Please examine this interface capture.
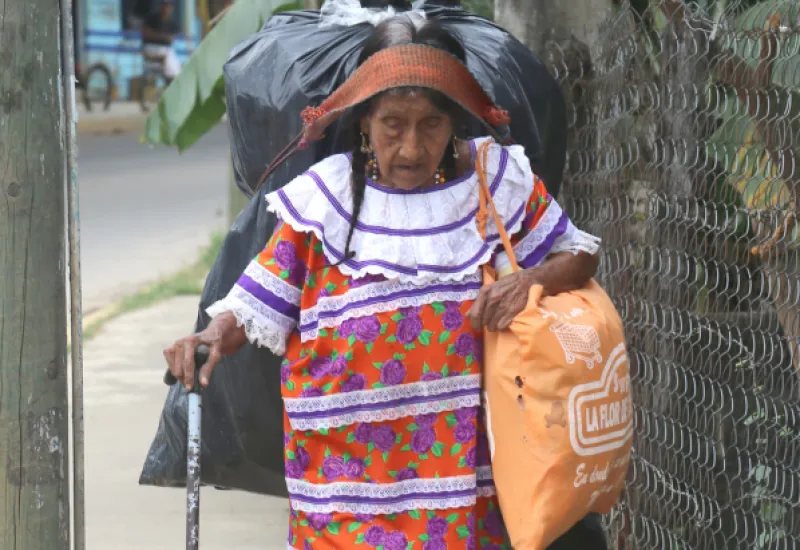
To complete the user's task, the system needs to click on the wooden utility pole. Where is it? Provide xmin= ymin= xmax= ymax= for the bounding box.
xmin=0 ymin=0 xmax=72 ymax=547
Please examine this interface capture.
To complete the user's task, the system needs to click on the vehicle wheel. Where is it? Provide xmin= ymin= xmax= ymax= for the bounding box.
xmin=82 ymin=63 xmax=115 ymax=112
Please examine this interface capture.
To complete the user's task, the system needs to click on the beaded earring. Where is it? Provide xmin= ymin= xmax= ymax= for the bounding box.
xmin=434 ymin=136 xmax=458 ymax=184
xmin=361 ymin=132 xmax=379 ymax=180
xmin=367 ymin=152 xmax=379 ymax=180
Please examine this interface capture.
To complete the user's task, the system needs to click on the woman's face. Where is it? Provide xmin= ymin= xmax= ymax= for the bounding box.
xmin=361 ymin=90 xmax=454 ymax=191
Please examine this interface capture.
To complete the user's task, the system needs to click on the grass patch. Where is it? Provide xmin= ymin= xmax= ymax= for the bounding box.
xmin=82 ymin=232 xmax=224 ymax=341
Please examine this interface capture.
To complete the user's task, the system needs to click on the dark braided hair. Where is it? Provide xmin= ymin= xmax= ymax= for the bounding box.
xmin=335 ymin=17 xmax=469 ymax=266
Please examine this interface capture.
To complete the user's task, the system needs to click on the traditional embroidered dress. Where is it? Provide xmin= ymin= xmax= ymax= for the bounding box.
xmin=208 ymin=138 xmax=600 ymax=549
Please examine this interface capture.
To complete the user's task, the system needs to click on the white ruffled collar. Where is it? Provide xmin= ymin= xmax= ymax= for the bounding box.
xmin=266 ymin=137 xmax=534 ymax=283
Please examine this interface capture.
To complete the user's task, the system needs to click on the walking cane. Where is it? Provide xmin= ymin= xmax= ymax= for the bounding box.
xmin=164 ymin=344 xmax=209 ymax=550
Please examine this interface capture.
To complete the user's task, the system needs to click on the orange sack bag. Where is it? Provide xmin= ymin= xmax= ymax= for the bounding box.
xmin=475 ymin=143 xmax=632 ymax=549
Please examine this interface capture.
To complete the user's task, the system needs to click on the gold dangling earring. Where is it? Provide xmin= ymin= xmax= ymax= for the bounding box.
xmin=367 ymin=152 xmax=379 ymax=181
xmin=362 ymin=132 xmax=379 ymax=180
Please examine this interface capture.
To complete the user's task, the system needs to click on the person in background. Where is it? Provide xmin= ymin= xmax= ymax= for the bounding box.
xmin=141 ymin=0 xmax=182 ymax=83
xmin=129 ymin=0 xmax=154 ymax=29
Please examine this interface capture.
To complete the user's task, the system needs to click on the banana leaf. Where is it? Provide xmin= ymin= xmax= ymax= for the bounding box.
xmin=718 ymin=0 xmax=800 ymax=89
xmin=143 ymin=0 xmax=302 ymax=151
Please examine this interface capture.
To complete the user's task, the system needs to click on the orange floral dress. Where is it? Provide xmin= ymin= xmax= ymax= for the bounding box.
xmin=207 ymin=138 xmax=600 ymax=549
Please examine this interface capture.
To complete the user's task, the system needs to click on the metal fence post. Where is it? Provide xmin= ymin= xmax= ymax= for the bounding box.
xmin=60 ymin=0 xmax=86 ymax=547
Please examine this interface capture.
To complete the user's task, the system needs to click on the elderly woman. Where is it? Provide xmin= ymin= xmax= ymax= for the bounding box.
xmin=165 ymin=17 xmax=600 ymax=549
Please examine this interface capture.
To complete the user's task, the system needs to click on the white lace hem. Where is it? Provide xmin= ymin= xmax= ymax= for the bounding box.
xmin=514 ymin=199 xmax=566 ymax=263
xmin=287 ymin=393 xmax=481 ymax=431
xmin=206 ymin=290 xmax=294 ymax=356
xmin=476 ymin=466 xmax=496 ymax=497
xmin=289 ymin=494 xmax=477 ymax=515
xmin=551 ymin=224 xmax=602 ymax=256
xmin=476 ymin=465 xmax=493 ymax=481
xmin=299 ymin=276 xmax=481 ymax=342
xmin=287 ymin=475 xmax=478 ymax=514
xmin=284 ymin=374 xmax=481 ymax=413
xmin=243 ymin=261 xmax=301 ymax=304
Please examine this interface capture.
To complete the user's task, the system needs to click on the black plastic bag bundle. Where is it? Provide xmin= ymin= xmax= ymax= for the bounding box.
xmin=139 ymin=2 xmax=567 ymax=496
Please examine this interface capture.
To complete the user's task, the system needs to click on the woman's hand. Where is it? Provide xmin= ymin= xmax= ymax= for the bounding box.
xmin=467 ymin=251 xmax=599 ymax=332
xmin=467 ymin=269 xmax=538 ymax=332
xmin=163 ymin=311 xmax=247 ymax=391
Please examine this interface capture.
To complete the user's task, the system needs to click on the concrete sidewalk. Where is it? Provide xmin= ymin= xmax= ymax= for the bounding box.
xmin=84 ymin=296 xmax=288 ymax=549
xmin=77 ymin=102 xmax=147 ymax=137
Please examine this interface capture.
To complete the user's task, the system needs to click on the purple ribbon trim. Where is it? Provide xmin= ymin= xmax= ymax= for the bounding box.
xmin=287 ymin=387 xmax=480 ymax=421
xmin=297 ymin=281 xmax=481 ymax=333
xmin=303 ymin=147 xmax=508 ymax=237
xmin=277 ymin=190 xmax=495 ymax=276
xmin=309 ymin=169 xmax=478 ymax=236
xmin=518 ymin=211 xmax=570 ymax=269
xmin=288 ymin=488 xmax=477 ymax=506
xmin=520 ymin=193 xmax=554 ymax=230
xmin=273 ymin=146 xmax=523 ymax=277
xmin=236 ymin=274 xmax=300 ymax=319
xmin=485 ymin=202 xmax=526 ymax=242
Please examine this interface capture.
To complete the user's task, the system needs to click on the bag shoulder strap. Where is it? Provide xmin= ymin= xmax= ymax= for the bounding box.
xmin=475 ymin=141 xmax=520 ymax=273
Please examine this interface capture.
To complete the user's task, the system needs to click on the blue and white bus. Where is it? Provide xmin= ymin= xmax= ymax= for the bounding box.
xmin=76 ymin=0 xmax=201 ymax=102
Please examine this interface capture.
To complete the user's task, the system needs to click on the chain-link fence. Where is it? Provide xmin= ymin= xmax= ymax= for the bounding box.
xmin=548 ymin=1 xmax=800 ymax=548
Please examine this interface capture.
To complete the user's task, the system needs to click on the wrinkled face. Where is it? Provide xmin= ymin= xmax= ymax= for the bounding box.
xmin=361 ymin=90 xmax=454 ymax=191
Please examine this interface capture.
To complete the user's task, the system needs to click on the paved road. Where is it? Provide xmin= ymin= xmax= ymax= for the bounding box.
xmin=78 ymin=126 xmax=230 ymax=312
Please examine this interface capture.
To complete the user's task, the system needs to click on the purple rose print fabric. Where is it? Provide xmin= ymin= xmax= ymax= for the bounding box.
xmin=341 ymin=373 xmax=367 ymax=392
xmin=455 ymin=333 xmax=476 ymax=357
xmin=442 ymin=303 xmax=464 ymax=331
xmin=250 ymin=216 xmax=518 ymax=548
xmin=308 ymin=356 xmax=332 ymax=380
xmin=411 ymin=427 xmax=436 ymax=454
xmin=372 ymin=425 xmax=396 ymax=452
xmin=380 ymin=359 xmax=407 ymax=385
xmin=356 ymin=316 xmax=381 ymax=343
xmin=273 ymin=240 xmax=297 ymax=270
xmin=396 ymin=315 xmax=424 ymax=344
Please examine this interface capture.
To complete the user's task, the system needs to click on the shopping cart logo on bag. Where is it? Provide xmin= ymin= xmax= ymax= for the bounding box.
xmin=567 ymin=343 xmax=633 ymax=456
xmin=549 ymin=317 xmax=603 ymax=370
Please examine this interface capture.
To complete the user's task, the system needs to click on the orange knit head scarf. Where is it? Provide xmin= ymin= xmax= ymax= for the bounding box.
xmin=257 ymin=44 xmax=512 ymax=189
xmin=301 ymin=44 xmax=512 ymax=145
